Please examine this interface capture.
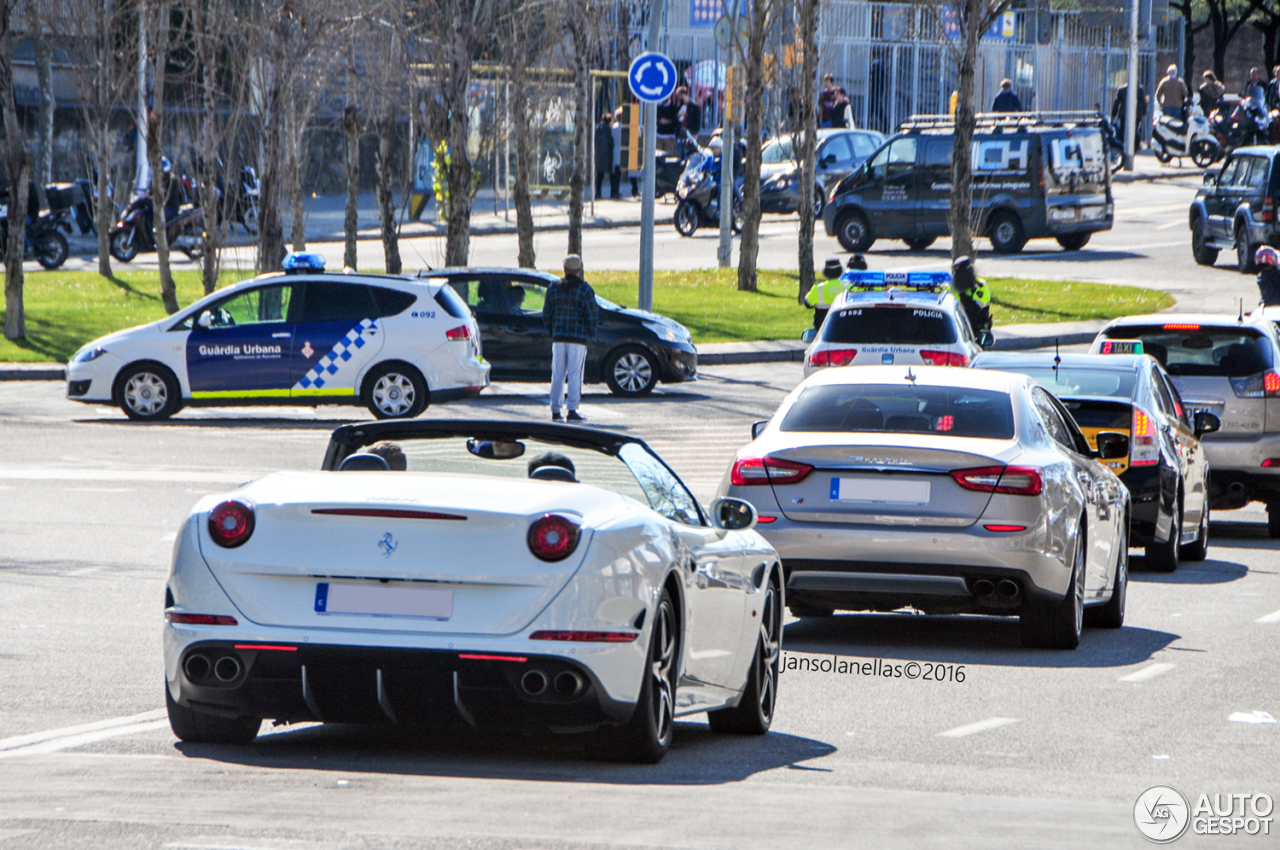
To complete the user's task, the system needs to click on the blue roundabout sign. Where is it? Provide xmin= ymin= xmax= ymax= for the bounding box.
xmin=628 ymin=52 xmax=678 ymax=103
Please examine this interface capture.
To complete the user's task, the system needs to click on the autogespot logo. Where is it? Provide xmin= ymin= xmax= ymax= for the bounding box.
xmin=1135 ymin=785 xmax=1191 ymax=843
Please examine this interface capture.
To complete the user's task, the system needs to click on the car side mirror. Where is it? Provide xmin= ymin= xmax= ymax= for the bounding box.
xmin=1204 ymin=170 xmax=1219 ymax=185
xmin=1194 ymin=411 xmax=1221 ymax=436
xmin=801 ymin=328 xmax=817 ymax=343
xmin=197 ymin=310 xmax=213 ymax=329
xmin=709 ymin=497 xmax=757 ymax=531
xmin=1095 ymin=431 xmax=1131 ymax=460
xmin=977 ymin=329 xmax=995 ymax=349
xmin=751 ymin=420 xmax=768 ymax=439
xmin=819 ymin=154 xmax=837 ymax=167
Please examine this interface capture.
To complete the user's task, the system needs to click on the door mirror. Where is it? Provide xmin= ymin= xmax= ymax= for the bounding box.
xmin=197 ymin=310 xmax=213 ymax=329
xmin=977 ymin=329 xmax=995 ymax=349
xmin=801 ymin=328 xmax=817 ymax=343
xmin=751 ymin=420 xmax=768 ymax=439
xmin=1194 ymin=411 xmax=1221 ymax=436
xmin=819 ymin=154 xmax=837 ymax=168
xmin=1204 ymin=169 xmax=1219 ymax=185
xmin=1095 ymin=431 xmax=1131 ymax=460
xmin=709 ymin=497 xmax=757 ymax=531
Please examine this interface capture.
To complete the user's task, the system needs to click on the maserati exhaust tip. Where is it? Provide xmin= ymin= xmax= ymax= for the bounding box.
xmin=1228 ymin=481 xmax=1247 ymax=498
xmin=521 ymin=669 xmax=548 ymax=696
xmin=184 ymin=654 xmax=211 ymax=681
xmin=973 ymin=579 xmax=996 ymax=598
xmin=213 ymin=655 xmax=242 ymax=682
xmin=996 ymin=579 xmax=1021 ymax=599
xmin=554 ymin=670 xmax=585 ymax=697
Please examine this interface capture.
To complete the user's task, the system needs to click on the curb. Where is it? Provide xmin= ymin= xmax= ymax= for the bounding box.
xmin=1110 ymin=170 xmax=1200 ymax=184
xmin=698 ymin=348 xmax=806 ymax=366
xmin=0 ymin=364 xmax=65 ymax=381
xmin=988 ymin=331 xmax=1098 ymax=351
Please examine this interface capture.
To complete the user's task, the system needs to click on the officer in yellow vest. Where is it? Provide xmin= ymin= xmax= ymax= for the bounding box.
xmin=952 ymin=255 xmax=992 ymax=334
xmin=805 ymin=255 xmax=868 ymax=329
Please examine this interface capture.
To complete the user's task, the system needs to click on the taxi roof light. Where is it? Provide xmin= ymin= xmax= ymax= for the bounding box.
xmin=1100 ymin=339 xmax=1144 ymax=355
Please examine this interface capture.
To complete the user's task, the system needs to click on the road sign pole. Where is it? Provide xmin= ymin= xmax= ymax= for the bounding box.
xmin=637 ymin=0 xmax=666 ymax=314
xmin=717 ymin=122 xmax=734 ymax=268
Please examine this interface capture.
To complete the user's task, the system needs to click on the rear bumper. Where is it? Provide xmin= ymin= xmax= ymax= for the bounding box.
xmin=1201 ymin=434 xmax=1280 ymax=506
xmin=432 ymin=384 xmax=487 ymax=404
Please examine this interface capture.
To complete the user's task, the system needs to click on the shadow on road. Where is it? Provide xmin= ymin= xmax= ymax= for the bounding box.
xmin=174 ymin=720 xmax=835 ymax=784
xmin=74 ymin=416 xmax=360 ymax=430
xmin=1129 ymin=553 xmax=1252 ymax=584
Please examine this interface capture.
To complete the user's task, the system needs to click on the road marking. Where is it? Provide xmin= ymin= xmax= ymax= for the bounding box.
xmin=938 ymin=717 xmax=1020 ymax=738
xmin=0 ymin=719 xmax=168 ymax=759
xmin=1229 ymin=710 xmax=1276 ymax=724
xmin=65 ymin=487 xmax=137 ymax=493
xmin=1155 ymin=219 xmax=1185 ymax=230
xmin=1256 ymin=607 xmax=1280 ymax=623
xmin=164 ymin=839 xmax=341 ymax=850
xmin=60 ymin=566 xmax=103 ymax=578
xmin=160 ymin=532 xmax=177 ymax=543
xmin=0 ymin=467 xmax=257 ymax=484
xmin=0 ymin=709 xmax=165 ymax=751
xmin=1120 ymin=662 xmax=1175 ymax=683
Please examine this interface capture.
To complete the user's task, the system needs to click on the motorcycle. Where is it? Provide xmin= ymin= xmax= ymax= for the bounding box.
xmin=233 ymin=165 xmax=259 ymax=235
xmin=108 ymin=190 xmax=205 ymax=262
xmin=1151 ymin=105 xmax=1221 ymax=167
xmin=1098 ymin=113 xmax=1125 ymax=172
xmin=0 ymin=201 xmax=70 ymax=270
xmin=673 ymin=147 xmax=744 ymax=237
xmin=1210 ymin=97 xmax=1271 ymax=155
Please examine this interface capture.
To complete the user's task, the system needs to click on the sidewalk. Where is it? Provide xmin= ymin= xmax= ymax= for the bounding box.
xmin=1109 ymin=149 xmax=1207 ymax=185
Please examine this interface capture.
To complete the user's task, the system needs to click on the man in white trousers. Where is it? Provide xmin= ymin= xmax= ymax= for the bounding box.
xmin=543 ymin=254 xmax=599 ymax=422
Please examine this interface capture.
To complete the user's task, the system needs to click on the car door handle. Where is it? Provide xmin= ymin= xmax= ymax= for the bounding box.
xmin=271 ymin=332 xmax=290 ymax=338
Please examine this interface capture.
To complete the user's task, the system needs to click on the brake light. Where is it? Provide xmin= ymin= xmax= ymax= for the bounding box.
xmin=1264 ymin=197 xmax=1276 ymax=223
xmin=445 ymin=324 xmax=473 ymax=341
xmin=730 ymin=456 xmax=815 ymax=486
xmin=1230 ymin=371 xmax=1280 ymax=398
xmin=1263 ymin=459 xmax=1280 ymax=467
xmin=757 ymin=515 xmax=778 ymax=523
xmin=951 ymin=465 xmax=1043 ymax=495
xmin=208 ymin=500 xmax=254 ymax=548
xmin=527 ymin=514 xmax=580 ymax=561
xmin=165 ymin=612 xmax=238 ymax=626
xmin=1131 ymin=407 xmax=1159 ymax=466
xmin=311 ymin=508 xmax=466 ymax=521
xmin=920 ymin=350 xmax=969 ymax=367
xmin=984 ymin=524 xmax=1027 ymax=533
xmin=807 ymin=347 xmax=857 ymax=367
xmin=529 ymin=631 xmax=639 ymax=642
xmin=1163 ymin=323 xmax=1201 ymax=330
xmin=233 ymin=644 xmax=296 ymax=650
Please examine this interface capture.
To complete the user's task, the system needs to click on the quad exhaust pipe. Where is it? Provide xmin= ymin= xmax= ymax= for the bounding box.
xmin=521 ymin=669 xmax=548 ymax=696
xmin=996 ymin=579 xmax=1020 ymax=600
xmin=214 ymin=655 xmax=242 ymax=682
xmin=183 ymin=652 xmax=242 ymax=683
xmin=520 ymin=668 xmax=586 ymax=698
xmin=973 ymin=579 xmax=996 ymax=598
xmin=184 ymin=654 xmax=211 ymax=681
xmin=973 ymin=578 xmax=1020 ymax=603
xmin=554 ymin=670 xmax=585 ymax=698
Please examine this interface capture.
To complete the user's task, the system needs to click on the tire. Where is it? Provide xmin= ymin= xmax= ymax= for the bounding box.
xmin=1020 ymin=524 xmax=1085 ymax=649
xmin=1268 ymin=502 xmax=1280 ymax=539
xmin=1192 ymin=140 xmax=1219 ymax=168
xmin=1108 ymin=147 xmax=1124 ymax=172
xmin=731 ymin=196 xmax=743 ymax=234
xmin=788 ymin=601 xmax=834 ymax=618
xmin=812 ymin=188 xmax=824 ymax=220
xmin=1154 ymin=148 xmax=1173 ymax=164
xmin=835 ymin=210 xmax=873 ymax=253
xmin=242 ymin=205 xmax=259 ymax=236
xmin=110 ymin=229 xmax=140 ymax=262
xmin=1180 ymin=497 xmax=1210 ymax=562
xmin=1056 ymin=233 xmax=1091 ymax=251
xmin=988 ymin=211 xmax=1027 ymax=254
xmin=604 ymin=345 xmax=658 ymax=397
xmin=904 ymin=237 xmax=936 ymax=252
xmin=116 ymin=363 xmax=181 ymax=421
xmin=1236 ymin=225 xmax=1257 ymax=273
xmin=1192 ymin=217 xmax=1220 ymax=266
xmin=708 ymin=576 xmax=780 ymax=735
xmin=1145 ymin=496 xmax=1180 ymax=573
xmin=674 ymin=201 xmax=699 ymax=237
xmin=599 ymin=587 xmax=678 ymax=763
xmin=362 ymin=362 xmax=428 ymax=419
xmin=34 ymin=231 xmax=69 ymax=269
xmin=1085 ymin=521 xmax=1127 ymax=629
xmin=166 ymin=682 xmax=260 ymax=744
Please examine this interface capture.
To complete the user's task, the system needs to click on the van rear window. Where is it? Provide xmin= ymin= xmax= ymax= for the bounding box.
xmin=823 ymin=306 xmax=958 ymax=345
xmin=1103 ymin=326 xmax=1274 ymax=378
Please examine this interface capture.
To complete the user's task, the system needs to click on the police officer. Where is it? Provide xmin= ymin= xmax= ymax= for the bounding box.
xmin=952 ymin=255 xmax=992 ymax=335
xmin=805 ymin=258 xmax=847 ymax=330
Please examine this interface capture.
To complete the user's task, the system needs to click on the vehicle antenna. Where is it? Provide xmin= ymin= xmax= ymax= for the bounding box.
xmin=1239 ymin=297 xmax=1245 ymax=323
xmin=905 ymin=367 xmax=917 ymax=384
xmin=1053 ymin=337 xmax=1061 ymax=375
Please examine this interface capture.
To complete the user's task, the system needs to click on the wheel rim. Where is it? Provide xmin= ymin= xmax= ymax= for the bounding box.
xmin=613 ymin=352 xmax=653 ymax=393
xmin=1239 ymin=234 xmax=1249 ymax=268
xmin=843 ymin=217 xmax=865 ymax=246
xmin=1115 ymin=527 xmax=1128 ymax=614
xmin=1072 ymin=545 xmax=1085 ymax=637
xmin=995 ymin=220 xmax=1016 ymax=246
xmin=372 ymin=373 xmax=415 ymax=416
xmin=675 ymin=205 xmax=696 ymax=234
xmin=813 ymin=192 xmax=823 ymax=219
xmin=124 ymin=372 xmax=168 ymax=416
xmin=651 ymin=599 xmax=676 ymax=747
xmin=756 ymin=583 xmax=780 ymax=722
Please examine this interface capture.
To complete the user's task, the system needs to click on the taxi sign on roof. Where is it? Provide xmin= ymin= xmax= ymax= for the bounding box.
xmin=838 ymin=270 xmax=953 ymax=289
xmin=1100 ymin=339 xmax=1144 ymax=355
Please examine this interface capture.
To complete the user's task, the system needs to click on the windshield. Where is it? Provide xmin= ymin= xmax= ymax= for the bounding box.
xmin=1103 ymin=325 xmax=1274 ymax=377
xmin=1003 ymin=367 xmax=1136 ymax=399
xmin=781 ymin=384 xmax=1015 ymax=438
xmin=762 ymin=137 xmax=795 ymax=164
xmin=823 ymin=306 xmax=958 ymax=345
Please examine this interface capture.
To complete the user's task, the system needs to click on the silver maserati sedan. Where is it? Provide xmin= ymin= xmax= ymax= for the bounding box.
xmin=718 ymin=366 xmax=1132 ymax=649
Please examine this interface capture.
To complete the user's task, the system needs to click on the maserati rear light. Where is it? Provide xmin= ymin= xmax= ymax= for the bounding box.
xmin=445 ymin=324 xmax=473 ymax=341
xmin=983 ymin=524 xmax=1027 ymax=533
xmin=166 ymin=612 xmax=238 ymax=626
xmin=528 ymin=514 xmax=580 ymax=561
xmin=730 ymin=456 xmax=815 ymax=486
xmin=208 ymin=500 xmax=254 ymax=548
xmin=1230 ymin=370 xmax=1280 ymax=398
xmin=951 ymin=465 xmax=1043 ymax=495
xmin=529 ymin=630 xmax=639 ymax=642
xmin=920 ymin=349 xmax=969 ymax=367
xmin=807 ymin=347 xmax=857 ymax=368
xmin=1131 ymin=407 xmax=1159 ymax=466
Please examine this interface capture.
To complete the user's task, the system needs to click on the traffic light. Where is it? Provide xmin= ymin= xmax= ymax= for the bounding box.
xmin=620 ymin=103 xmax=642 ymax=172
xmin=725 ymin=65 xmax=744 ymax=122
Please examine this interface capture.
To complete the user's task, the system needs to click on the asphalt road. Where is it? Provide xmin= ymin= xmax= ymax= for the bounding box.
xmin=1 ymin=366 xmax=1277 ymax=849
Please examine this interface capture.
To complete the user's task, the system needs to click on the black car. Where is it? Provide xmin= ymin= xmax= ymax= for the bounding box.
xmin=1189 ymin=145 xmax=1280 ymax=272
xmin=418 ymin=268 xmax=697 ymax=396
xmin=974 ymin=351 xmax=1220 ymax=571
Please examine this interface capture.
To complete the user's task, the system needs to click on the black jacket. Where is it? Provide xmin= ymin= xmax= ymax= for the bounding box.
xmin=594 ymin=122 xmax=614 ymax=173
xmin=1259 ymin=267 xmax=1280 ymax=306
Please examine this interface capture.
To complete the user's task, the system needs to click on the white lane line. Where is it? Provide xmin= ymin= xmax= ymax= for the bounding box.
xmin=1120 ymin=662 xmax=1175 ymax=683
xmin=0 ymin=467 xmax=258 ymax=484
xmin=1229 ymin=710 xmax=1276 ymax=724
xmin=65 ymin=487 xmax=137 ymax=493
xmin=0 ymin=709 xmax=165 ymax=751
xmin=1256 ymin=607 xmax=1280 ymax=623
xmin=0 ymin=720 xmax=169 ymax=759
xmin=60 ymin=566 xmax=103 ymax=578
xmin=1155 ymin=219 xmax=1186 ymax=230
xmin=938 ymin=717 xmax=1020 ymax=738
xmin=159 ymin=532 xmax=177 ymax=543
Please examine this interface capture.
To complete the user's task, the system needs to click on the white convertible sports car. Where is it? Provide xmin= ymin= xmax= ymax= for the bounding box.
xmin=164 ymin=420 xmax=782 ymax=762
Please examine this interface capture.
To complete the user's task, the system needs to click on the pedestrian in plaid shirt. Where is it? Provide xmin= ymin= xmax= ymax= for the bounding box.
xmin=544 ymin=254 xmax=598 ymax=421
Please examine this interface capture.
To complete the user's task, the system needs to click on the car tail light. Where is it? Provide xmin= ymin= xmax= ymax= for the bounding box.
xmin=1230 ymin=370 xmax=1280 ymax=398
xmin=984 ymin=524 xmax=1027 ymax=532
xmin=529 ymin=630 xmax=639 ymax=642
xmin=445 ymin=324 xmax=473 ymax=341
xmin=1263 ymin=458 xmax=1280 ymax=467
xmin=1163 ymin=323 xmax=1200 ymax=331
xmin=1265 ymin=197 xmax=1277 ymax=223
xmin=528 ymin=514 xmax=580 ymax=561
xmin=951 ymin=465 xmax=1043 ymax=495
xmin=757 ymin=515 xmax=778 ymax=523
xmin=1131 ymin=407 xmax=1159 ymax=467
xmin=208 ymin=500 xmax=254 ymax=548
xmin=920 ymin=349 xmax=969 ymax=367
xmin=807 ymin=347 xmax=857 ymax=368
xmin=730 ymin=456 xmax=814 ymax=486
xmin=165 ymin=612 xmax=238 ymax=626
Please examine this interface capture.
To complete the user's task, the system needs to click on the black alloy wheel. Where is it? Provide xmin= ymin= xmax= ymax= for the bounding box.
xmin=600 ymin=588 xmax=679 ymax=763
xmin=708 ymin=576 xmax=781 ymax=735
xmin=1145 ymin=497 xmax=1181 ymax=573
xmin=674 ymin=201 xmax=699 ymax=237
xmin=165 ymin=683 xmax=260 ymax=744
xmin=35 ymin=231 xmax=69 ymax=269
xmin=1181 ymin=495 xmax=1210 ymax=562
xmin=604 ymin=346 xmax=659 ymax=397
xmin=988 ymin=211 xmax=1027 ymax=254
xmin=836 ymin=210 xmax=873 ymax=253
xmin=812 ymin=188 xmax=825 ymax=220
xmin=1236 ymin=226 xmax=1257 ymax=273
xmin=1191 ymin=140 xmax=1219 ymax=168
xmin=110 ymin=229 xmax=140 ymax=262
xmin=1021 ymin=525 xmax=1086 ymax=649
xmin=1192 ymin=218 xmax=1220 ymax=266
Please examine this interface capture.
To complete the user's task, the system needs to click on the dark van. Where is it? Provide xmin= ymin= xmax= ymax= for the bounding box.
xmin=822 ymin=113 xmax=1114 ymax=254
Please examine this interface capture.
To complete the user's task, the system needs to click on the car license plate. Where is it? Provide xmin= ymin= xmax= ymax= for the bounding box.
xmin=314 ymin=582 xmax=453 ymax=620
xmin=830 ymin=477 xmax=930 ymax=504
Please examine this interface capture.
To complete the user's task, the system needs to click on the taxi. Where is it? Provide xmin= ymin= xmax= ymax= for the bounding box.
xmin=802 ymin=270 xmax=992 ymax=377
xmin=66 ymin=253 xmax=489 ymax=421
xmin=974 ymin=348 xmax=1220 ymax=572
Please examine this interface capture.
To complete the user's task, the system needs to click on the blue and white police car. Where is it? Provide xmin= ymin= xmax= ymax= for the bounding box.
xmin=803 ymin=270 xmax=991 ymax=378
xmin=66 ymin=253 xmax=489 ymax=420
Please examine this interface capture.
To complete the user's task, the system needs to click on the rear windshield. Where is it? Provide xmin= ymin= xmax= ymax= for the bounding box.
xmin=1008 ymin=367 xmax=1136 ymax=399
xmin=1060 ymin=399 xmax=1131 ymax=430
xmin=823 ymin=306 xmax=958 ymax=345
xmin=431 ymin=282 xmax=471 ymax=319
xmin=781 ymin=384 xmax=1015 ymax=439
xmin=1103 ymin=325 xmax=1274 ymax=377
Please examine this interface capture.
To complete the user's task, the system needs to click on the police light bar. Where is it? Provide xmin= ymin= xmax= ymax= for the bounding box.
xmin=1100 ymin=339 xmax=1144 ymax=355
xmin=839 ymin=270 xmax=952 ymax=290
xmin=282 ymin=251 xmax=326 ymax=273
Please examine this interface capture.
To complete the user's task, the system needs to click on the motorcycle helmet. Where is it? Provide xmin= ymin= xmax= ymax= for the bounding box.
xmin=160 ymin=156 xmax=172 ymax=174
xmin=708 ymin=136 xmax=723 ymax=153
xmin=1256 ymin=246 xmax=1280 ymax=268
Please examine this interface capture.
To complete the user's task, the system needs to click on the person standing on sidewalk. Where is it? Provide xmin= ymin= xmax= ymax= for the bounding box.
xmin=1155 ymin=65 xmax=1189 ymax=120
xmin=594 ymin=113 xmax=614 ymax=200
xmin=544 ymin=254 xmax=598 ymax=422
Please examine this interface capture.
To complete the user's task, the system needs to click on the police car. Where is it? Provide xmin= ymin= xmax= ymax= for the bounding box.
xmin=66 ymin=253 xmax=490 ymax=421
xmin=802 ymin=270 xmax=991 ymax=377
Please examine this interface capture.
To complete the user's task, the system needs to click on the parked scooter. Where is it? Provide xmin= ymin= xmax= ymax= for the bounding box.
xmin=1151 ymin=104 xmax=1221 ymax=166
xmin=673 ymin=144 xmax=743 ymax=237
xmin=108 ymin=191 xmax=205 ymax=262
xmin=234 ymin=165 xmax=259 ymax=235
xmin=1210 ymin=96 xmax=1271 ymax=155
xmin=0 ymin=200 xmax=70 ymax=269
xmin=1098 ymin=113 xmax=1126 ymax=172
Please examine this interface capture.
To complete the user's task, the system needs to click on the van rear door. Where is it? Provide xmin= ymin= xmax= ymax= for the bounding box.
xmin=1043 ymin=130 xmax=1111 ymax=231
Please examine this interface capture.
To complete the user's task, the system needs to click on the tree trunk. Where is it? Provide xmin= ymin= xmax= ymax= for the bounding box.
xmin=32 ymin=27 xmax=53 ymax=211
xmin=1176 ymin=0 xmax=1196 ymax=80
xmin=344 ymin=105 xmax=360 ymax=270
xmin=288 ymin=113 xmax=306 ymax=252
xmin=948 ymin=0 xmax=983 ymax=263
xmin=198 ymin=42 xmax=220 ymax=296
xmin=257 ymin=107 xmax=284 ymax=272
xmin=376 ymin=109 xmax=401 ymax=274
xmin=3 ymin=155 xmax=30 ymax=341
xmin=795 ymin=0 xmax=820 ymax=303
xmin=146 ymin=0 xmax=178 ymax=316
xmin=736 ymin=0 xmax=770 ymax=293
xmin=567 ymin=57 xmax=588 ymax=256
xmin=95 ymin=114 xmax=113 ymax=279
xmin=444 ymin=2 xmax=472 ymax=267
xmin=511 ymin=78 xmax=536 ymax=268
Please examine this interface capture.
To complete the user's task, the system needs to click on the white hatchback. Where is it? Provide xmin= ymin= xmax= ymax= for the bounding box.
xmin=66 ymin=254 xmax=490 ymax=420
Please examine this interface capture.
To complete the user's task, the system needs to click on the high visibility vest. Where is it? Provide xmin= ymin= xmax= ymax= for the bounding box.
xmin=805 ymin=278 xmax=846 ymax=308
xmin=972 ymin=279 xmax=991 ymax=307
